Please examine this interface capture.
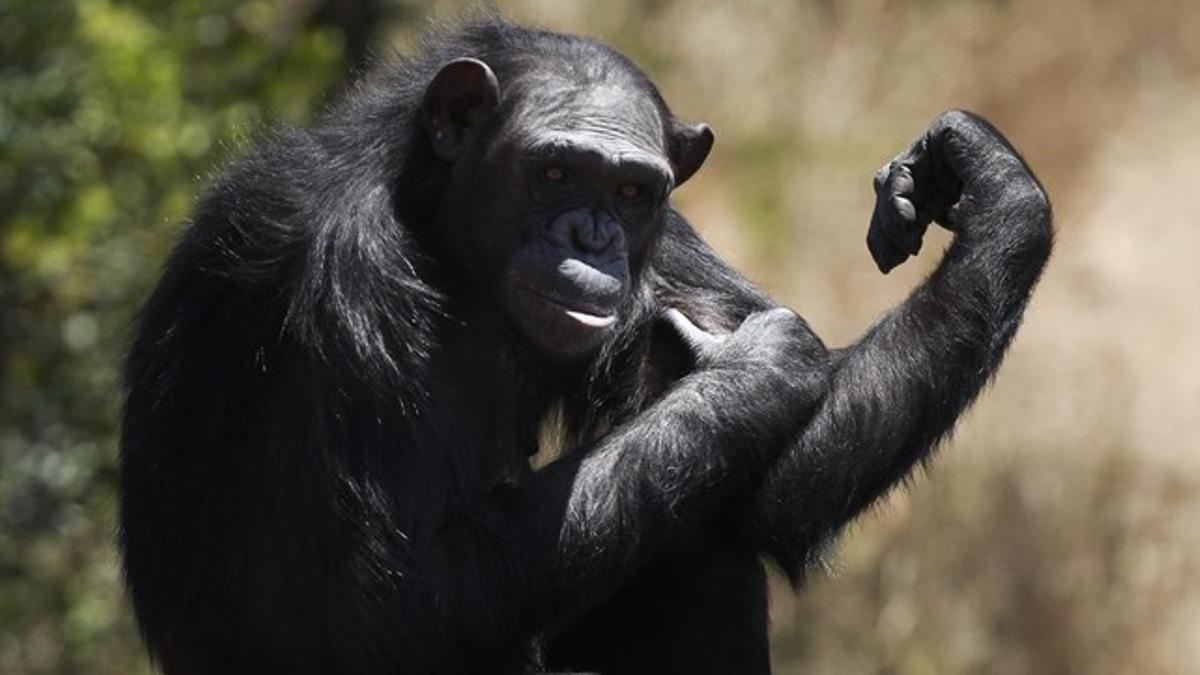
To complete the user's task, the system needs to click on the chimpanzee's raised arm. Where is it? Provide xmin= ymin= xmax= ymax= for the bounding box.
xmin=754 ymin=111 xmax=1051 ymax=576
xmin=654 ymin=111 xmax=1052 ymax=577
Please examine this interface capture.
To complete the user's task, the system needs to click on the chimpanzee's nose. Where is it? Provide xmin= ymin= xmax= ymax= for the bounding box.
xmin=571 ymin=209 xmax=621 ymax=254
xmin=545 ymin=207 xmax=626 ymax=256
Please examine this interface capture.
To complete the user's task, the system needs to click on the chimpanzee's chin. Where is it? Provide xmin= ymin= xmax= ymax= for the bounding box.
xmin=508 ymin=286 xmax=616 ymax=358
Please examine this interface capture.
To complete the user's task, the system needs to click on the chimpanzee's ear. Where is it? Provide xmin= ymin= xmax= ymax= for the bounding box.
xmin=669 ymin=121 xmax=715 ymax=187
xmin=423 ymin=58 xmax=501 ymax=161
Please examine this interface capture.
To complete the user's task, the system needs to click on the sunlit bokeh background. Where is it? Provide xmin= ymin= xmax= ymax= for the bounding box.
xmin=2 ymin=1 xmax=1197 ymax=673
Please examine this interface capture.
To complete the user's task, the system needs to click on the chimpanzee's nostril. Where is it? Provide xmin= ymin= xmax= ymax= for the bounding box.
xmin=572 ymin=217 xmax=607 ymax=253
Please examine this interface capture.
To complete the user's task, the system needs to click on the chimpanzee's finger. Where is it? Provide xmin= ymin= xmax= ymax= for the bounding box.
xmin=661 ymin=308 xmax=721 ymax=358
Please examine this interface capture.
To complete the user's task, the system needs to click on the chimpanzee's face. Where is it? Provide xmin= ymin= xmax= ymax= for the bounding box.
xmin=492 ymin=79 xmax=676 ymax=356
xmin=422 ymin=58 xmax=712 ymax=358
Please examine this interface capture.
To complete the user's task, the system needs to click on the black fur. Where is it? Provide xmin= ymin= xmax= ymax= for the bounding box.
xmin=119 ymin=15 xmax=1051 ymax=675
xmin=554 ymin=110 xmax=1053 ymax=675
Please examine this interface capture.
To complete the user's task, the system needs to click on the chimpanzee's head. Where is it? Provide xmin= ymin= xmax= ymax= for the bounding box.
xmin=420 ymin=39 xmax=713 ymax=358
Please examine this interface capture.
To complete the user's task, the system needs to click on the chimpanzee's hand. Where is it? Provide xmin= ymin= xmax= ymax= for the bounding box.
xmin=867 ymin=110 xmax=1046 ymax=273
xmin=663 ymin=307 xmax=822 ymax=377
xmin=661 ymin=306 xmax=828 ymax=462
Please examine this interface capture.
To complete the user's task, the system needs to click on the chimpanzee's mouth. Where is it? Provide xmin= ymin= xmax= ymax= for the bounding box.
xmin=513 ymin=282 xmax=617 ymax=329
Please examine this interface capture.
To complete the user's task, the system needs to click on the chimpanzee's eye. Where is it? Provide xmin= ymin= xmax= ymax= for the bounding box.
xmin=618 ymin=183 xmax=641 ymax=199
xmin=543 ymin=166 xmax=565 ymax=182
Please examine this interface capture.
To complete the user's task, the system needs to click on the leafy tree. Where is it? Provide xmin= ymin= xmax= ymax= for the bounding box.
xmin=0 ymin=1 xmax=383 ymax=670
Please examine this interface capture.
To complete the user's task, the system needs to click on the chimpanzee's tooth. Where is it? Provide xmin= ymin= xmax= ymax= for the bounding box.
xmin=565 ymin=309 xmax=617 ymax=328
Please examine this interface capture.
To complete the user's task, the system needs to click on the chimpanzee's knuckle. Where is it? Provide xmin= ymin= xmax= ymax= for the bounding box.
xmin=741 ymin=307 xmax=790 ymax=333
xmin=764 ymin=306 xmax=798 ymax=323
xmin=936 ymin=109 xmax=976 ymax=133
xmin=1025 ymin=181 xmax=1052 ymax=216
xmin=892 ymin=196 xmax=916 ymax=223
xmin=873 ymin=165 xmax=890 ymax=192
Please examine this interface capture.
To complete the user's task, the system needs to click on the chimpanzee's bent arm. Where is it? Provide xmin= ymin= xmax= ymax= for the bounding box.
xmin=654 ymin=111 xmax=1052 ymax=577
xmin=522 ymin=307 xmax=827 ymax=626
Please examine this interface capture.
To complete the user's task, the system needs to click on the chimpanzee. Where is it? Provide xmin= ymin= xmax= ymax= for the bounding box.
xmin=119 ymin=15 xmax=1052 ymax=675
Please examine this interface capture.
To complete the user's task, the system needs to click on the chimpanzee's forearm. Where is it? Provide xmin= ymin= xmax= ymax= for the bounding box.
xmin=523 ymin=306 xmax=826 ymax=626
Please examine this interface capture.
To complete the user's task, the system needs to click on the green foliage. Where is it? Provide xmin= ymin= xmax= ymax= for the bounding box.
xmin=0 ymin=1 xmax=345 ymax=671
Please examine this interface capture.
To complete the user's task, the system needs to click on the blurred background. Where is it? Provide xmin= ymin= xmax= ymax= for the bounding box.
xmin=1 ymin=0 xmax=1197 ymax=672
